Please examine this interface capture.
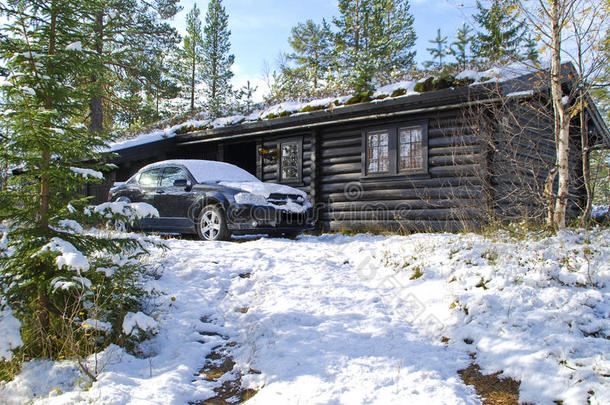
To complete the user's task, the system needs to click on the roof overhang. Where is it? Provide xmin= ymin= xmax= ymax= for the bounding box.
xmin=176 ymin=83 xmax=511 ymax=146
xmin=116 ymin=62 xmax=608 ymax=151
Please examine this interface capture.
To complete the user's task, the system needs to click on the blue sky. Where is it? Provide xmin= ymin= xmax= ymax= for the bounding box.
xmin=171 ymin=0 xmax=479 ymax=93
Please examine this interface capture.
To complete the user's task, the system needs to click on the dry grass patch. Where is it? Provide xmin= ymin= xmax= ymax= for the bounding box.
xmin=459 ymin=363 xmax=527 ymax=405
xmin=194 ymin=343 xmax=258 ymax=405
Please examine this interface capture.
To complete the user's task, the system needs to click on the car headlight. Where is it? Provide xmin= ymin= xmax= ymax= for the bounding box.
xmin=234 ymin=192 xmax=267 ymax=206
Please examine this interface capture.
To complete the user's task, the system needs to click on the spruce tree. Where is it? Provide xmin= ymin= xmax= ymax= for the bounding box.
xmin=0 ymin=0 xmax=156 ymax=360
xmin=426 ymin=28 xmax=449 ymax=69
xmin=183 ymin=4 xmax=204 ymax=111
xmin=451 ymin=23 xmax=474 ymax=71
xmin=202 ymin=0 xmax=235 ymax=118
xmin=471 ymin=0 xmax=535 ymax=66
xmin=287 ymin=19 xmax=333 ymax=95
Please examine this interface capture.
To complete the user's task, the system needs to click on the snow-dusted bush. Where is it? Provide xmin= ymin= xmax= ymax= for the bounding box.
xmin=0 ymin=202 xmax=162 ymax=379
xmin=120 ymin=311 xmax=159 ymax=356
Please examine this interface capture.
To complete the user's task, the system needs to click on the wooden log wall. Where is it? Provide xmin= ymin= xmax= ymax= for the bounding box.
xmin=490 ymin=99 xmax=585 ymax=221
xmin=314 ymin=110 xmax=488 ymax=233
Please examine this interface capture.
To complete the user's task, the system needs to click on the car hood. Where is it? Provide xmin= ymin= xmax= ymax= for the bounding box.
xmin=218 ymin=181 xmax=307 ymax=199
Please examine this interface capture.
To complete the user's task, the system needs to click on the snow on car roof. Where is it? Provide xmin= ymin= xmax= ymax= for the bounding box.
xmin=140 ymin=159 xmax=259 ymax=184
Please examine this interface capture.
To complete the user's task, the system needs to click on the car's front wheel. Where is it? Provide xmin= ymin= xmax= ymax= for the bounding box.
xmin=196 ymin=205 xmax=230 ymax=241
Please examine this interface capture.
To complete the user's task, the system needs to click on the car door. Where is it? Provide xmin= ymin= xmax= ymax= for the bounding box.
xmin=154 ymin=166 xmax=196 ymax=231
xmin=131 ymin=168 xmax=163 ymax=229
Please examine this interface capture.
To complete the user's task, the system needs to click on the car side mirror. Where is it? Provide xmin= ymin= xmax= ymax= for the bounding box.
xmin=173 ymin=179 xmax=192 ymax=190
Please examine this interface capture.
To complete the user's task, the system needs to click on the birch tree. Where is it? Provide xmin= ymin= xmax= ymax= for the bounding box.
xmin=517 ymin=0 xmax=609 ymax=229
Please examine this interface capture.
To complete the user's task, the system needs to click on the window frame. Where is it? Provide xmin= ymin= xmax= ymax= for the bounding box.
xmin=397 ymin=125 xmax=428 ymax=175
xmin=276 ymin=137 xmax=303 ymax=184
xmin=365 ymin=128 xmax=391 ymax=175
xmin=361 ymin=120 xmax=428 ymax=180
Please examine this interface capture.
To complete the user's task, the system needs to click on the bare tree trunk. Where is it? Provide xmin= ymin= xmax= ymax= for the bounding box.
xmin=544 ymin=167 xmax=558 ymax=226
xmin=550 ymin=1 xmax=571 ymax=230
xmin=579 ymin=93 xmax=592 ymax=225
xmin=554 ymin=122 xmax=571 ymax=229
xmin=89 ymin=10 xmax=104 ymax=133
xmin=156 ymin=89 xmax=159 ymax=116
xmin=190 ymin=52 xmax=195 ymax=111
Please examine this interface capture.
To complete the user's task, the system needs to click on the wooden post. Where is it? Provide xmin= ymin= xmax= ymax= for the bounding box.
xmin=256 ymin=138 xmax=263 ymax=180
xmin=310 ymin=129 xmax=322 ymax=230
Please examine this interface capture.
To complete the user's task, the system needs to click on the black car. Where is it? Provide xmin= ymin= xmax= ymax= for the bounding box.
xmin=108 ymin=160 xmax=314 ymax=241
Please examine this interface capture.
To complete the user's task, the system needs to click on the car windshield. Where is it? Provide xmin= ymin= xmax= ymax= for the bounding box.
xmin=145 ymin=160 xmax=260 ymax=184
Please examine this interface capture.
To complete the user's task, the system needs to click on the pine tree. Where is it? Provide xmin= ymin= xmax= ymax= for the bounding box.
xmin=333 ymin=0 xmax=366 ymax=92
xmin=375 ymin=0 xmax=417 ymax=82
xmin=333 ymin=0 xmax=416 ymax=93
xmin=451 ymin=23 xmax=474 ymax=71
xmin=202 ymin=0 xmax=235 ymax=118
xmin=471 ymin=0 xmax=537 ymax=66
xmin=183 ymin=4 xmax=204 ymax=111
xmin=0 ymin=0 xmax=156 ymax=361
xmin=265 ymin=53 xmax=308 ymax=104
xmin=143 ymin=52 xmax=181 ymax=120
xmin=287 ymin=19 xmax=333 ymax=95
xmin=86 ymin=1 xmax=181 ymax=131
xmin=426 ymin=28 xmax=449 ymax=69
xmin=525 ymin=34 xmax=540 ymax=64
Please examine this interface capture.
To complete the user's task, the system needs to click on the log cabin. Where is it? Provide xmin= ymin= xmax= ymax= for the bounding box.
xmin=94 ymin=63 xmax=610 ymax=232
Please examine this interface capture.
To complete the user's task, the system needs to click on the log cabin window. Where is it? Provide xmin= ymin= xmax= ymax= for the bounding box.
xmin=363 ymin=121 xmax=428 ymax=177
xmin=366 ymin=130 xmax=390 ymax=174
xmin=398 ymin=126 xmax=424 ymax=172
xmin=278 ymin=138 xmax=302 ymax=183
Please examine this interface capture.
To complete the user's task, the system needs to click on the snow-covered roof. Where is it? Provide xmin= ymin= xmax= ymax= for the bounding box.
xmin=108 ymin=62 xmax=540 ymax=152
xmin=140 ymin=159 xmax=259 ymax=184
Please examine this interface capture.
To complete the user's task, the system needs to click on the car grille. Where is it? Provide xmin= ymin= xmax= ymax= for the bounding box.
xmin=267 ymin=193 xmax=304 ymax=206
xmin=281 ymin=212 xmax=306 ymax=226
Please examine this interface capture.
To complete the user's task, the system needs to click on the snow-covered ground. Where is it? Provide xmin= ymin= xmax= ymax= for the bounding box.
xmin=1 ymin=229 xmax=609 ymax=404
